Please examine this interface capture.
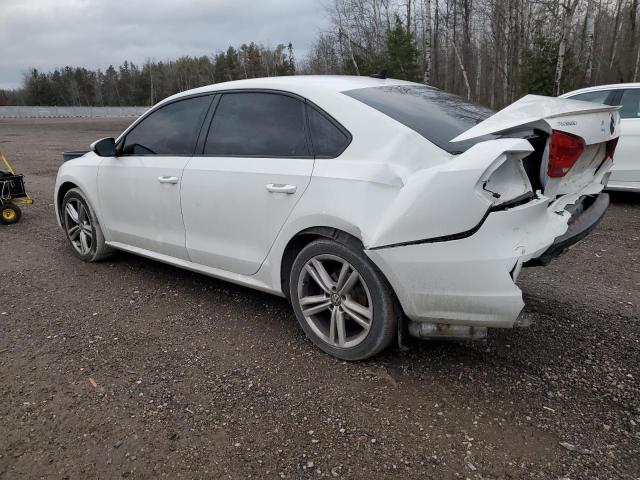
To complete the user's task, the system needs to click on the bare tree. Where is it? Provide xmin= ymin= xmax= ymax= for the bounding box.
xmin=554 ymin=0 xmax=580 ymax=96
xmin=608 ymin=0 xmax=624 ymax=70
xmin=422 ymin=0 xmax=433 ymax=83
xmin=583 ymin=0 xmax=596 ymax=84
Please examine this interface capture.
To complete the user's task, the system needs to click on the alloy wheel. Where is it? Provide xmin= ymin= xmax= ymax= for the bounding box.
xmin=297 ymin=254 xmax=373 ymax=349
xmin=64 ymin=198 xmax=93 ymax=255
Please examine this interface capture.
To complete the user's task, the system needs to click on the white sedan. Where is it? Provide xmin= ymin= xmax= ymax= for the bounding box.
xmin=55 ymin=76 xmax=619 ymax=360
xmin=561 ymin=83 xmax=639 ymax=192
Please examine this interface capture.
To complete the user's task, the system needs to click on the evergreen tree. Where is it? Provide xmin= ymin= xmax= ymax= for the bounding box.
xmin=8 ymin=42 xmax=297 ymax=105
xmin=520 ymin=36 xmax=576 ymax=97
xmin=385 ymin=16 xmax=420 ymax=81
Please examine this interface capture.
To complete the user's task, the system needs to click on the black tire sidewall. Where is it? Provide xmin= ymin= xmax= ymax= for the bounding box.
xmin=62 ymin=189 xmax=99 ymax=261
xmin=289 ymin=239 xmax=397 ymax=361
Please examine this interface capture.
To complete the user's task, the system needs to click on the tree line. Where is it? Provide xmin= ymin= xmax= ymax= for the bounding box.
xmin=0 ymin=43 xmax=295 ymax=107
xmin=1 ymin=0 xmax=638 ymax=109
xmin=300 ymin=0 xmax=639 ymax=109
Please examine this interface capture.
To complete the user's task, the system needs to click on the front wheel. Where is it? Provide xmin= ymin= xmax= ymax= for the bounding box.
xmin=289 ymin=238 xmax=397 ymax=361
xmin=61 ymin=188 xmax=112 ymax=262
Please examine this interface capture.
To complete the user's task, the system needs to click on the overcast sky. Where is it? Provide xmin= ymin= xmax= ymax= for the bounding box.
xmin=0 ymin=0 xmax=329 ymax=89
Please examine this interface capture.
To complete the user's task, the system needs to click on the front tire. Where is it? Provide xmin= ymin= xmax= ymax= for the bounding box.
xmin=289 ymin=238 xmax=397 ymax=361
xmin=61 ymin=188 xmax=112 ymax=262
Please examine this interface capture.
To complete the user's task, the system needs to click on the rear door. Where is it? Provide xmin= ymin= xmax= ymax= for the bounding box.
xmin=611 ymin=88 xmax=640 ymax=184
xmin=181 ymin=91 xmax=314 ymax=275
xmin=98 ymin=95 xmax=212 ymax=259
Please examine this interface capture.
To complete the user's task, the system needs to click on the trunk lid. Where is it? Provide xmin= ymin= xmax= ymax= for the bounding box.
xmin=452 ymin=95 xmax=620 ymax=145
xmin=452 ymin=95 xmax=621 ymax=205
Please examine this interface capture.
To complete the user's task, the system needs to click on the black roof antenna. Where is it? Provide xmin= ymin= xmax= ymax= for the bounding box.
xmin=370 ymin=69 xmax=387 ymax=79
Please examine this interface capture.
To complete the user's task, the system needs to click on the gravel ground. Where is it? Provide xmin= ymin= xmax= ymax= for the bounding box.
xmin=0 ymin=118 xmax=638 ymax=479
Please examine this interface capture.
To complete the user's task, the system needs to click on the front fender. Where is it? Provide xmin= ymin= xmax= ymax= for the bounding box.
xmin=54 ymin=153 xmax=104 ymax=232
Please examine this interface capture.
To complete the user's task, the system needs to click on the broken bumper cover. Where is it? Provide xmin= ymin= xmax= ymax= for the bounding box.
xmin=365 ymin=197 xmax=572 ymax=329
xmin=524 ymin=192 xmax=609 ymax=266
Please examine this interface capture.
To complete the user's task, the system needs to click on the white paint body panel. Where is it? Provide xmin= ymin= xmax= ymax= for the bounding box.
xmin=561 ymin=84 xmax=640 ymax=192
xmin=611 ymin=118 xmax=640 ymax=185
xmin=453 ymin=94 xmax=620 ymax=144
xmin=55 ymin=76 xmax=617 ymax=332
xmin=181 ymin=156 xmax=313 ymax=275
xmin=97 ymin=155 xmax=190 ymax=260
xmin=367 ymin=198 xmax=568 ymax=327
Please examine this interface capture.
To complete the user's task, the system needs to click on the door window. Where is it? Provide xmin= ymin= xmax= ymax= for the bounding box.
xmin=619 ymin=89 xmax=640 ymax=119
xmin=204 ymin=92 xmax=309 ymax=157
xmin=568 ymin=90 xmax=613 ymax=104
xmin=307 ymin=107 xmax=351 ymax=157
xmin=121 ymin=95 xmax=212 ymax=155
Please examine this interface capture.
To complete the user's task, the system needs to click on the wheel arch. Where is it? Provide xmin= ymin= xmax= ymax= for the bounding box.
xmin=56 ymin=180 xmax=105 ymax=232
xmin=279 ymin=226 xmax=364 ymax=299
xmin=56 ymin=181 xmax=79 ymax=224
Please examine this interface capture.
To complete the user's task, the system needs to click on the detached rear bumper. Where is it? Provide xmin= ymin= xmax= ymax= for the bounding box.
xmin=365 ymin=194 xmax=604 ymax=329
xmin=525 ymin=193 xmax=609 ymax=266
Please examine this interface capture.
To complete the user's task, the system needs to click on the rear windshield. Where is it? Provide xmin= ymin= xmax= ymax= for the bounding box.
xmin=343 ymin=85 xmax=495 ymax=154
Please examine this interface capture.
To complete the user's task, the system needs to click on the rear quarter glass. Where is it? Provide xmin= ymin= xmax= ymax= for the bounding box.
xmin=619 ymin=89 xmax=640 ymax=119
xmin=567 ymin=90 xmax=613 ymax=105
xmin=342 ymin=85 xmax=496 ymax=154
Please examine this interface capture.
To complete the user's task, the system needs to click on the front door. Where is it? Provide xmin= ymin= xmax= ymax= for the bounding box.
xmin=181 ymin=92 xmax=314 ymax=275
xmin=611 ymin=88 xmax=640 ymax=184
xmin=98 ymin=95 xmax=212 ymax=260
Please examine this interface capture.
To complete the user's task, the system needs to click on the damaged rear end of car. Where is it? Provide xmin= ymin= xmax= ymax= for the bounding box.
xmin=363 ymin=93 xmax=620 ymax=340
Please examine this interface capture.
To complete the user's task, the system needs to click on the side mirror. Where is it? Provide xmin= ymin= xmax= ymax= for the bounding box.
xmin=90 ymin=137 xmax=116 ymax=157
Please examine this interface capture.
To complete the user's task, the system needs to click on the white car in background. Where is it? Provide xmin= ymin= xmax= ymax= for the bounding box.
xmin=55 ymin=76 xmax=619 ymax=360
xmin=561 ymin=83 xmax=639 ymax=192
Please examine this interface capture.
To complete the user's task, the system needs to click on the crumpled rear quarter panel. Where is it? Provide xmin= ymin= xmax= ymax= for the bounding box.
xmin=366 ymin=197 xmax=569 ymax=328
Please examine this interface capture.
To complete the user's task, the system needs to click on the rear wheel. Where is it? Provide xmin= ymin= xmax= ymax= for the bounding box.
xmin=289 ymin=238 xmax=397 ymax=361
xmin=0 ymin=204 xmax=21 ymax=225
xmin=62 ymin=188 xmax=112 ymax=262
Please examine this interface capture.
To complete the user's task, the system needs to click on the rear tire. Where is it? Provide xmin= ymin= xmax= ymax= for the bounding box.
xmin=289 ymin=238 xmax=397 ymax=361
xmin=1 ymin=204 xmax=21 ymax=225
xmin=61 ymin=188 xmax=112 ymax=262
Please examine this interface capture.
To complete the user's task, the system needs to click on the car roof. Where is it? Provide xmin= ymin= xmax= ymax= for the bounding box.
xmin=561 ymin=83 xmax=640 ymax=97
xmin=160 ymin=75 xmax=418 ymax=105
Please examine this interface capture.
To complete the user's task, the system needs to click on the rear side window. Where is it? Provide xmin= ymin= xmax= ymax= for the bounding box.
xmin=619 ymin=89 xmax=640 ymax=119
xmin=204 ymin=92 xmax=309 ymax=157
xmin=122 ymin=95 xmax=211 ymax=155
xmin=568 ymin=90 xmax=613 ymax=104
xmin=307 ymin=107 xmax=350 ymax=157
xmin=343 ymin=85 xmax=495 ymax=154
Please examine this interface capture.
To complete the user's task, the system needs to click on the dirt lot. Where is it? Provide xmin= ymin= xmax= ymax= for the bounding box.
xmin=0 ymin=118 xmax=639 ymax=479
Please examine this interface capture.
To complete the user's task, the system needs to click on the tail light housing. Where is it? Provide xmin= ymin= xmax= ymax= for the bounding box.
xmin=547 ymin=130 xmax=584 ymax=178
xmin=605 ymin=137 xmax=619 ymax=160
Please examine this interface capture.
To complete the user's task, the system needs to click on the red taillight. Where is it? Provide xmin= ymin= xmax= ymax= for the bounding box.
xmin=605 ymin=137 xmax=619 ymax=159
xmin=547 ymin=131 xmax=584 ymax=178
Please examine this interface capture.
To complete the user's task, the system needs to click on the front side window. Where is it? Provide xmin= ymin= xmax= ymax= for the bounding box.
xmin=619 ymin=89 xmax=640 ymax=119
xmin=568 ymin=90 xmax=613 ymax=105
xmin=343 ymin=85 xmax=495 ymax=154
xmin=122 ymin=95 xmax=211 ymax=155
xmin=204 ymin=92 xmax=309 ymax=157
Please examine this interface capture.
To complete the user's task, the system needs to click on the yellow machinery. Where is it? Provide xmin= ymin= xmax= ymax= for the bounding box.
xmin=1 ymin=151 xmax=33 ymax=224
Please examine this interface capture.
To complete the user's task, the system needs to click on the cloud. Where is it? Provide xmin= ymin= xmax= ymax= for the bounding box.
xmin=0 ymin=0 xmax=329 ymax=89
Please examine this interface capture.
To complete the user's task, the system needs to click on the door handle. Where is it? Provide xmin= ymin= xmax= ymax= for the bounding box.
xmin=158 ymin=176 xmax=179 ymax=184
xmin=266 ymin=183 xmax=297 ymax=194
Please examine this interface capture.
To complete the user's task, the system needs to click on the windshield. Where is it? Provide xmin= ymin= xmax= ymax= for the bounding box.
xmin=342 ymin=85 xmax=496 ymax=154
